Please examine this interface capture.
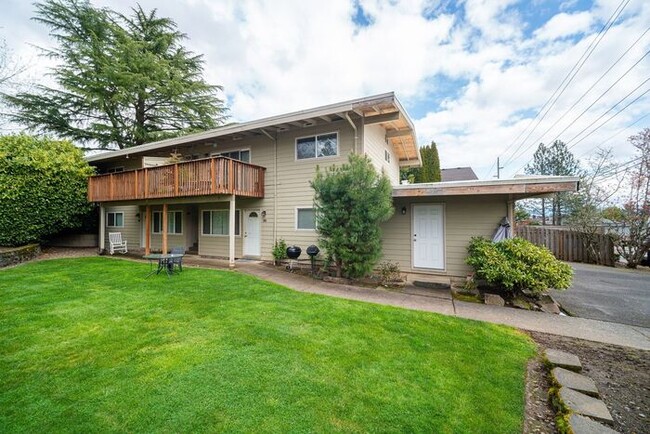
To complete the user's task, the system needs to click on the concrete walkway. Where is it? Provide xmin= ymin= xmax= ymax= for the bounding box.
xmin=227 ymin=262 xmax=650 ymax=351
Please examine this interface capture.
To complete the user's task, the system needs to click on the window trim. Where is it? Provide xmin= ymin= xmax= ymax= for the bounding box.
xmin=210 ymin=148 xmax=251 ymax=163
xmin=295 ymin=207 xmax=317 ymax=231
xmin=151 ymin=210 xmax=183 ymax=235
xmin=294 ymin=131 xmax=339 ymax=161
xmin=106 ymin=211 xmax=124 ymax=228
xmin=201 ymin=209 xmax=242 ymax=237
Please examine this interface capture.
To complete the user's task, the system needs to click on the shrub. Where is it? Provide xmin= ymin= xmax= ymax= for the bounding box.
xmin=0 ymin=134 xmax=94 ymax=246
xmin=271 ymin=239 xmax=288 ymax=264
xmin=466 ymin=237 xmax=573 ymax=296
xmin=378 ymin=261 xmax=405 ymax=286
xmin=311 ymin=154 xmax=393 ymax=278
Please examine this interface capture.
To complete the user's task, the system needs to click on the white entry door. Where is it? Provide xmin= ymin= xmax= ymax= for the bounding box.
xmin=412 ymin=204 xmax=444 ymax=269
xmin=243 ymin=210 xmax=261 ymax=257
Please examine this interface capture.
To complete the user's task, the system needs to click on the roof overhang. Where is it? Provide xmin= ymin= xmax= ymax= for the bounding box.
xmin=392 ymin=176 xmax=580 ymax=199
xmin=86 ymin=92 xmax=420 ymax=165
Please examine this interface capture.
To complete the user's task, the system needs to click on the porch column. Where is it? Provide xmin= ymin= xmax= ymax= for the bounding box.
xmin=162 ymin=203 xmax=168 ymax=253
xmin=229 ymin=194 xmax=236 ymax=268
xmin=145 ymin=205 xmax=151 ymax=255
xmin=99 ymin=204 xmax=105 ymax=254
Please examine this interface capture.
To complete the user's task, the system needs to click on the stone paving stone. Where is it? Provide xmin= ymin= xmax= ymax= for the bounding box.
xmin=559 ymin=387 xmax=614 ymax=424
xmin=569 ymin=414 xmax=619 ymax=434
xmin=552 ymin=367 xmax=599 ymax=397
xmin=545 ymin=348 xmax=582 ymax=372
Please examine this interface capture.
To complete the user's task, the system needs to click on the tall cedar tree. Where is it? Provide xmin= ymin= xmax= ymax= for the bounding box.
xmin=400 ymin=141 xmax=441 ymax=183
xmin=3 ymin=0 xmax=227 ymax=150
xmin=525 ymin=140 xmax=580 ymax=225
xmin=311 ymin=154 xmax=393 ymax=278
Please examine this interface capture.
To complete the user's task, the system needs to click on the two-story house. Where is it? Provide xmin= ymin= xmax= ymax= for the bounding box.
xmin=87 ymin=92 xmax=579 ymax=283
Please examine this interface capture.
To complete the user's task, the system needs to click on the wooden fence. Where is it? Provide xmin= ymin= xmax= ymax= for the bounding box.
xmin=516 ymin=225 xmax=615 ymax=266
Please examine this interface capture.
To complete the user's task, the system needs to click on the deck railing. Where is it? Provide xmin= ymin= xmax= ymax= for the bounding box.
xmin=88 ymin=157 xmax=265 ymax=202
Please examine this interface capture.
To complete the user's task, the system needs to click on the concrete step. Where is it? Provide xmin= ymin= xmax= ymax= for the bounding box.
xmin=569 ymin=414 xmax=619 ymax=433
xmin=552 ymin=367 xmax=599 ymax=397
xmin=545 ymin=348 xmax=582 ymax=372
xmin=558 ymin=387 xmax=614 ymax=425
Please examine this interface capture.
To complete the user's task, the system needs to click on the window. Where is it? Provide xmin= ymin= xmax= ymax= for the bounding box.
xmin=107 ymin=212 xmax=124 ymax=227
xmin=213 ymin=150 xmax=250 ymax=163
xmin=296 ymin=133 xmax=338 ymax=160
xmin=296 ymin=208 xmax=316 ymax=230
xmin=152 ymin=211 xmax=182 ymax=234
xmin=384 ymin=149 xmax=391 ymax=163
xmin=106 ymin=166 xmax=124 ymax=174
xmin=202 ymin=210 xmax=241 ymax=236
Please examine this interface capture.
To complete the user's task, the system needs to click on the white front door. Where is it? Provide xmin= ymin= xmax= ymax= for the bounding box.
xmin=412 ymin=204 xmax=444 ymax=269
xmin=243 ymin=210 xmax=261 ymax=257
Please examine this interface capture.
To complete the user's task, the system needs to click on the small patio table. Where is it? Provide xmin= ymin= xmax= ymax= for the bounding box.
xmin=143 ymin=253 xmax=184 ymax=278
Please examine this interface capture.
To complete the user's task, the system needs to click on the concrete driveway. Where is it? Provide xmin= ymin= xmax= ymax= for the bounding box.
xmin=552 ymin=263 xmax=650 ymax=328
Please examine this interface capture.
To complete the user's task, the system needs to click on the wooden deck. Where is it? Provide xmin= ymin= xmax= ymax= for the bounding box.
xmin=88 ymin=157 xmax=265 ymax=202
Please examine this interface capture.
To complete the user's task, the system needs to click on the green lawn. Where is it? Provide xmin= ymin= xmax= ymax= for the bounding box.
xmin=0 ymin=257 xmax=535 ymax=433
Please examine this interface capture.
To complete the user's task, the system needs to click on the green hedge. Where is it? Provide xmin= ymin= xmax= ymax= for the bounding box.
xmin=0 ymin=134 xmax=94 ymax=246
xmin=466 ymin=236 xmax=573 ymax=296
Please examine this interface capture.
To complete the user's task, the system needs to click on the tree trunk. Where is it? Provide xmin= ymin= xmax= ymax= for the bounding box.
xmin=135 ymin=94 xmax=146 ymax=146
xmin=541 ymin=198 xmax=546 ymax=225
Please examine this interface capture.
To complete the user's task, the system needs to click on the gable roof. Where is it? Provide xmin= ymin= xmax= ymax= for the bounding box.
xmin=86 ymin=92 xmax=421 ymax=167
xmin=440 ymin=167 xmax=478 ymax=182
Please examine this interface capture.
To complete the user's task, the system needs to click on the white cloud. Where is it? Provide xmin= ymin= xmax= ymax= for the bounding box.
xmin=2 ymin=0 xmax=649 ymax=181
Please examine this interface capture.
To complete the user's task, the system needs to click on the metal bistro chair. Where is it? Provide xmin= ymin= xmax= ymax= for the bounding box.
xmin=170 ymin=246 xmax=185 ymax=273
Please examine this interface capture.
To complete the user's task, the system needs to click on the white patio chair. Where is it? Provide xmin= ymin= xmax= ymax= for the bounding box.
xmin=108 ymin=232 xmax=128 ymax=255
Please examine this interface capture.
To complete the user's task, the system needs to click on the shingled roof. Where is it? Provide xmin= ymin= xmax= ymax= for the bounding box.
xmin=440 ymin=167 xmax=478 ymax=182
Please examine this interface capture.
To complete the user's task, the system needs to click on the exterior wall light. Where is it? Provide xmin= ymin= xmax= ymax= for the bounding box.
xmin=401 ymin=206 xmax=407 ymax=215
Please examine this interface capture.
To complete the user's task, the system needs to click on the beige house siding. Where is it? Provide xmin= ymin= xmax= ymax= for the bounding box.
xmin=363 ymin=124 xmax=400 ymax=184
xmin=103 ymin=205 xmax=140 ymax=250
xmin=381 ymin=195 xmax=508 ymax=278
xmin=94 ymin=120 xmax=358 ymax=260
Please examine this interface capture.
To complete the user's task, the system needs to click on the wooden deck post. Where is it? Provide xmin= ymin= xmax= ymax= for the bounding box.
xmin=229 ymin=194 xmax=236 ymax=269
xmin=99 ymin=204 xmax=105 ymax=254
xmin=162 ymin=203 xmax=168 ymax=254
xmin=145 ymin=205 xmax=151 ymax=255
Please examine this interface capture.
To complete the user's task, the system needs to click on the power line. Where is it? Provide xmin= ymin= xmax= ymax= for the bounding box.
xmin=515 ymin=81 xmax=650 ymax=173
xmin=578 ymin=112 xmax=650 ymax=157
xmin=500 ymin=0 xmax=631 ymax=169
xmin=509 ymin=31 xmax=650 ymax=164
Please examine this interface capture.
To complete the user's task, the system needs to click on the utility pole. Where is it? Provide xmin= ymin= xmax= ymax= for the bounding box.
xmin=493 ymin=157 xmax=504 ymax=179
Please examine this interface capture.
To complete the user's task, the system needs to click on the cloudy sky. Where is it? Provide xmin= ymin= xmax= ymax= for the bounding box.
xmin=2 ymin=0 xmax=649 ymax=178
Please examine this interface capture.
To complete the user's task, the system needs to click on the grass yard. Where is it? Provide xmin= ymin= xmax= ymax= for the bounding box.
xmin=0 ymin=257 xmax=535 ymax=433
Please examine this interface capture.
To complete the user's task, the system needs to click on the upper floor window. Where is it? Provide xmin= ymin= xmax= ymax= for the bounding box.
xmin=106 ymin=166 xmax=124 ymax=174
xmin=213 ymin=150 xmax=250 ymax=163
xmin=296 ymin=133 xmax=338 ymax=160
xmin=107 ymin=212 xmax=124 ymax=227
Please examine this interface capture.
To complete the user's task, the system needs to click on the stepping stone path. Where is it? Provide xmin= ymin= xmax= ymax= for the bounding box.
xmin=569 ymin=414 xmax=619 ymax=434
xmin=545 ymin=348 xmax=619 ymax=433
xmin=545 ymin=348 xmax=582 ymax=372
xmin=552 ymin=367 xmax=599 ymax=397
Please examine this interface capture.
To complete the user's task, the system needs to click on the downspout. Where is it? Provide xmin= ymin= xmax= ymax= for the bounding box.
xmin=261 ymin=129 xmax=278 ymax=243
xmin=344 ymin=112 xmax=358 ymax=154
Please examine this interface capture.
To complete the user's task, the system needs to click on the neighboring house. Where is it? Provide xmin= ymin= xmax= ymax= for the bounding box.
xmin=440 ymin=167 xmax=478 ymax=182
xmin=87 ymin=92 xmax=579 ymax=283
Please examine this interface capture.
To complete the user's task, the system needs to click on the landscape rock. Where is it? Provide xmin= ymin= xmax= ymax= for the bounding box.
xmin=552 ymin=367 xmax=599 ymax=397
xmin=559 ymin=387 xmax=614 ymax=424
xmin=569 ymin=414 xmax=619 ymax=434
xmin=545 ymin=349 xmax=582 ymax=372
xmin=512 ymin=296 xmax=531 ymax=310
xmin=538 ymin=294 xmax=561 ymax=314
xmin=484 ymin=293 xmax=505 ymax=306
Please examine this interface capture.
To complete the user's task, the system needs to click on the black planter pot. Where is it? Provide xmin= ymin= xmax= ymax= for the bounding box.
xmin=286 ymin=246 xmax=302 ymax=260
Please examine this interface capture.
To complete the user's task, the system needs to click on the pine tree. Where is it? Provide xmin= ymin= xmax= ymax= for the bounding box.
xmin=3 ymin=0 xmax=227 ymax=150
xmin=311 ymin=154 xmax=394 ymax=278
xmin=525 ymin=140 xmax=580 ymax=225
